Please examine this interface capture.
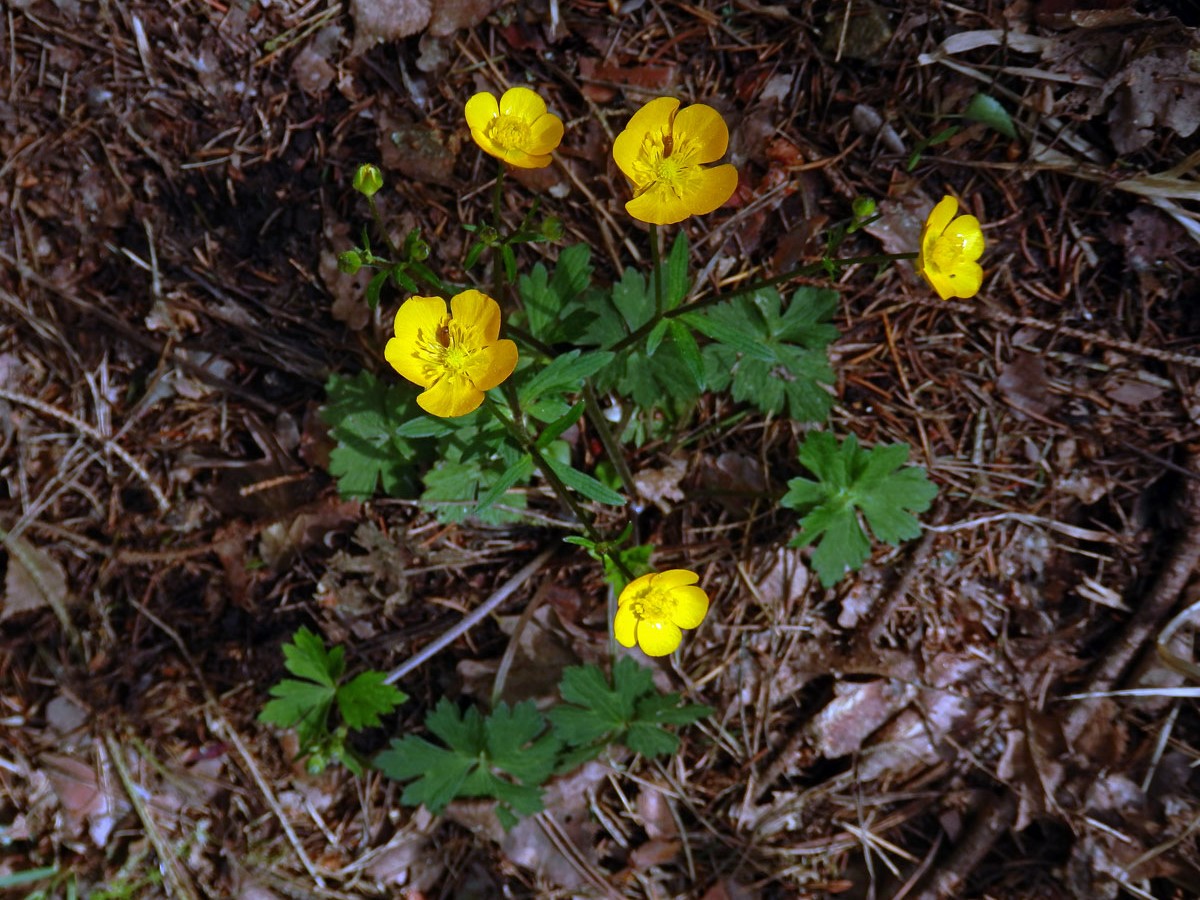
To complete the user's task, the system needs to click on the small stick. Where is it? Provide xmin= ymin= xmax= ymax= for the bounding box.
xmin=385 ymin=548 xmax=554 ymax=686
xmin=0 ymin=385 xmax=170 ymax=512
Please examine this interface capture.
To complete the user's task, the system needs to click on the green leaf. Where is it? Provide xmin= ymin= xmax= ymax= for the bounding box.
xmin=485 ymin=702 xmax=560 ymax=786
xmin=380 ymin=735 xmax=474 ymax=813
xmin=665 ymin=230 xmax=690 ymax=309
xmin=376 ymin=698 xmax=554 ymax=828
xmin=336 ymin=671 xmax=406 ymax=730
xmin=475 ymin=454 xmax=534 ymax=513
xmin=543 ymin=454 xmax=626 ymax=506
xmin=535 ymin=401 xmax=586 ymax=450
xmin=964 ymin=92 xmax=1017 ymax=140
xmin=518 ymin=350 xmax=615 ymax=408
xmin=781 ymin=431 xmax=938 ymax=587
xmin=668 ymin=320 xmax=705 ymax=391
xmin=548 ymin=659 xmax=710 ymax=761
xmin=283 ymin=626 xmax=342 ymax=686
xmin=321 ymin=372 xmax=426 ymax=499
xmin=260 ymin=628 xmax=404 ymax=768
xmin=697 ymin=287 xmax=839 ymax=423
xmin=550 ymin=244 xmax=593 ymax=305
xmin=365 ymin=269 xmax=389 ymax=309
xmin=501 ymin=243 xmax=517 ymax=283
xmin=260 ymin=679 xmax=335 ymax=746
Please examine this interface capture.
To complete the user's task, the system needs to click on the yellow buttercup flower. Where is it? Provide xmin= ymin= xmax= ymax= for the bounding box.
xmin=917 ymin=195 xmax=985 ymax=300
xmin=614 ymin=569 xmax=710 ymax=657
xmin=612 ymin=97 xmax=738 ymax=226
xmin=385 ymin=290 xmax=518 ymax=418
xmin=464 ymin=87 xmax=564 ymax=170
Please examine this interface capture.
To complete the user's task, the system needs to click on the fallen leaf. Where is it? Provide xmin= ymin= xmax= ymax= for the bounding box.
xmin=809 ymin=679 xmax=915 ymax=759
xmin=997 ymin=350 xmax=1058 ymax=419
xmin=428 ymin=0 xmax=497 ymax=37
xmin=635 ymin=456 xmax=687 ymax=513
xmin=349 ymin=0 xmax=431 ymax=55
xmin=2 ymin=534 xmax=69 ymax=623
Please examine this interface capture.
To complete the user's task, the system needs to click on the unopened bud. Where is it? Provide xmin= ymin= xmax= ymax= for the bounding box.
xmin=352 ymin=163 xmax=383 ymax=197
xmin=851 ymin=196 xmax=877 ymax=220
xmin=337 ymin=250 xmax=363 ymax=275
xmin=478 ymin=225 xmax=500 ymax=246
xmin=541 ymin=216 xmax=564 ymax=241
xmin=409 ymin=238 xmax=430 ymax=261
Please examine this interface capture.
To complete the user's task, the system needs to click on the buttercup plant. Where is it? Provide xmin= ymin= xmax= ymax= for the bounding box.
xmin=298 ymin=83 xmax=989 ymax=825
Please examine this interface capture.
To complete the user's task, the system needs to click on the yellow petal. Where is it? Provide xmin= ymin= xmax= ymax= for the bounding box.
xmin=685 ymin=163 xmax=738 ymax=216
xmin=385 ymin=335 xmax=430 ymax=388
xmin=386 ymin=296 xmax=447 ymax=387
xmin=464 ymin=92 xmax=499 ymax=132
xmin=946 ymin=260 xmax=984 ymax=298
xmin=450 ymin=290 xmax=501 ymax=341
xmin=527 ymin=113 xmax=565 ymax=155
xmin=923 ymin=196 xmax=958 ymax=244
xmin=653 ymin=569 xmax=699 ymax=590
xmin=500 ymin=86 xmax=548 ymax=121
xmin=636 ymin=619 xmax=682 ymax=657
xmin=614 ymin=604 xmax=638 ymax=647
xmin=945 ymin=215 xmax=985 ymax=262
xmin=626 ymin=183 xmax=694 ymax=226
xmin=920 ymin=264 xmax=958 ymax=301
xmin=669 ymin=586 xmax=709 ymax=629
xmin=466 ymin=339 xmax=518 ymax=391
xmin=613 ymin=97 xmax=679 ymax=181
xmin=418 ymin=374 xmax=484 ymax=418
xmin=501 ymin=147 xmax=553 ymax=169
xmin=618 ymin=573 xmax=656 ymax=606
xmin=673 ymin=103 xmax=729 ymax=163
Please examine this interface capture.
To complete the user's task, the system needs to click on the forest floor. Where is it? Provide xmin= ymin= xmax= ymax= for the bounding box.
xmin=3 ymin=0 xmax=1200 ymax=897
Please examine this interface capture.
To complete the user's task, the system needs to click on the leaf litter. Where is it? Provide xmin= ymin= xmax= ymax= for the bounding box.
xmin=3 ymin=0 xmax=1200 ymax=896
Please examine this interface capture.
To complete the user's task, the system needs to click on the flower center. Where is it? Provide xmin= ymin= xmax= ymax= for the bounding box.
xmin=632 ymin=127 xmax=701 ymax=198
xmin=417 ymin=317 xmax=477 ymax=383
xmin=488 ymin=115 xmax=531 ymax=151
xmin=929 ymin=236 xmax=964 ymax=274
xmin=628 ymin=584 xmax=675 ymax=622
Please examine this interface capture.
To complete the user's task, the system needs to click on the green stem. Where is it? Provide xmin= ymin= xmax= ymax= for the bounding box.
xmin=608 ymin=250 xmax=917 ymax=355
xmin=483 ymin=389 xmax=634 ymax=583
xmin=583 ymin=382 xmax=638 ymax=501
xmin=366 ymin=195 xmax=401 ymax=260
xmin=491 ymin=162 xmax=506 ymax=303
xmin=649 ymin=223 xmax=664 ymax=318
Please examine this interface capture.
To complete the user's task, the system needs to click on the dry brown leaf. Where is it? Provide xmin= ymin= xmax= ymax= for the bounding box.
xmin=2 ymin=534 xmax=69 ymax=623
xmin=998 ymin=350 xmax=1059 ymax=419
xmin=809 ymin=679 xmax=916 ymax=759
xmin=379 ymin=116 xmax=460 ymax=187
xmin=428 ymin=0 xmax=498 ymax=37
xmin=291 ymin=26 xmax=342 ymax=97
xmin=635 ymin=456 xmax=688 ymax=513
xmin=350 ymin=0 xmax=431 ymax=54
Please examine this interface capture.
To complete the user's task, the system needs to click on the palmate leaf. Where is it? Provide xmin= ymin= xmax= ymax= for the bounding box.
xmin=260 ymin=628 xmax=406 ymax=771
xmin=692 ymin=286 xmax=840 ymax=423
xmin=547 ymin=658 xmax=712 ymax=766
xmin=781 ymin=431 xmax=938 ymax=587
xmin=321 ymin=371 xmax=426 ymax=499
xmin=582 ymin=267 xmax=705 ymax=415
xmin=376 ymin=699 xmax=557 ymax=830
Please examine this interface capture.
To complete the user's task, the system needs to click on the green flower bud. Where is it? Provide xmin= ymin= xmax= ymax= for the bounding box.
xmin=352 ymin=163 xmax=384 ymax=197
xmin=409 ymin=238 xmax=430 ymax=262
xmin=337 ymin=250 xmax=363 ymax=275
xmin=478 ymin=225 xmax=500 ymax=246
xmin=852 ymin=196 xmax=877 ymax=220
xmin=540 ymin=216 xmax=564 ymax=241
